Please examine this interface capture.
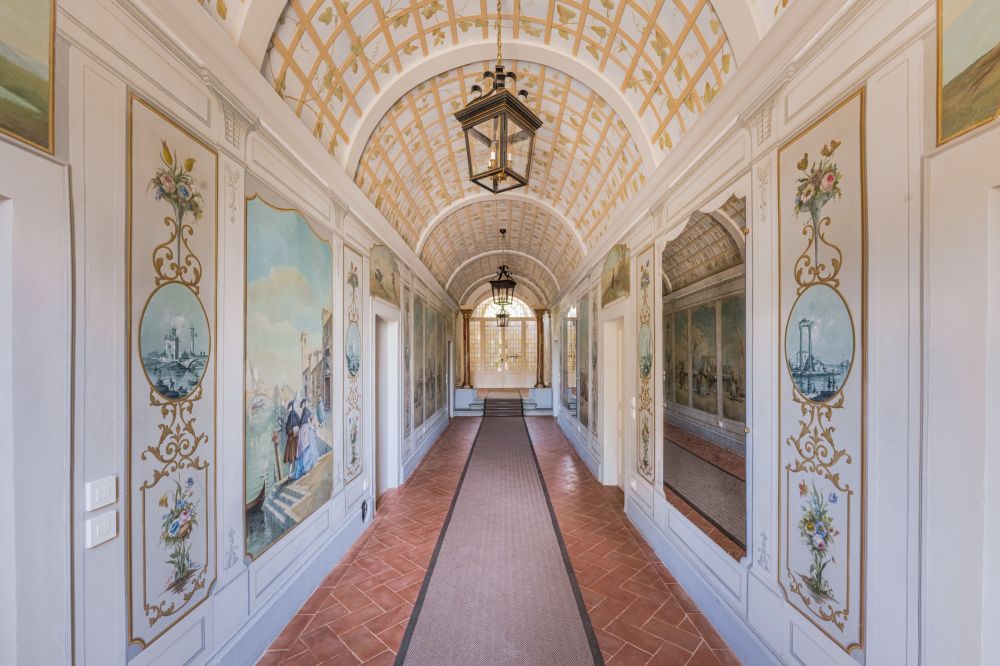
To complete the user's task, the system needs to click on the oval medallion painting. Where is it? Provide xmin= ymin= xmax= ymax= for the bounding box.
xmin=346 ymin=322 xmax=361 ymax=377
xmin=639 ymin=323 xmax=653 ymax=378
xmin=785 ymin=284 xmax=854 ymax=403
xmin=140 ymin=283 xmax=210 ymax=400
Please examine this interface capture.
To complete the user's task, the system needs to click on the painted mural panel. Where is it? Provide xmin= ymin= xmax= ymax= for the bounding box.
xmin=690 ymin=305 xmax=718 ymax=415
xmin=721 ymin=296 xmax=747 ymax=422
xmin=344 ymin=247 xmax=364 ymax=483
xmin=778 ymin=90 xmax=865 ymax=655
xmin=244 ymin=195 xmax=334 ymax=559
xmin=578 ymin=296 xmax=590 ymax=428
xmin=413 ymin=295 xmax=425 ymax=428
xmin=590 ymin=288 xmax=599 ymax=438
xmin=636 ymin=248 xmax=654 ymax=483
xmin=673 ymin=310 xmax=689 ymax=406
xmin=0 ymin=0 xmax=54 ymax=153
xmin=403 ymin=286 xmax=412 ymax=441
xmin=425 ymin=306 xmax=436 ymax=415
xmin=938 ymin=0 xmax=1000 ymax=143
xmin=127 ymin=95 xmax=217 ymax=647
xmin=662 ymin=306 xmax=673 ymax=402
xmin=370 ymin=244 xmax=400 ymax=306
xmin=601 ymin=244 xmax=630 ymax=307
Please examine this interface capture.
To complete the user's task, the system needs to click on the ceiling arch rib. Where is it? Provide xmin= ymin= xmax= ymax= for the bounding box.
xmin=416 ymin=190 xmax=586 ymax=256
xmin=447 ymin=255 xmax=559 ymax=305
xmin=421 ymin=199 xmax=583 ymax=294
xmin=444 ymin=251 xmax=560 ymax=295
xmin=353 ymin=59 xmax=648 ymax=250
xmin=460 ymin=276 xmax=549 ymax=309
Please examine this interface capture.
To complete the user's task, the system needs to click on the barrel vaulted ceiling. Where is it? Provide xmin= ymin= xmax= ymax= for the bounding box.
xmin=196 ymin=1 xmax=793 ymax=304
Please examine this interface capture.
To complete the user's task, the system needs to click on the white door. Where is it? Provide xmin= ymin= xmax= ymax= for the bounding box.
xmin=0 ymin=142 xmax=72 ymax=665
xmin=374 ymin=315 xmax=399 ymax=505
xmin=616 ymin=321 xmax=625 ymax=490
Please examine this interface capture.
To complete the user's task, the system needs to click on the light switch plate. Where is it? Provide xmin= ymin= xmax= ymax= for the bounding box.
xmin=86 ymin=510 xmax=117 ymax=548
xmin=85 ymin=475 xmax=117 ymax=511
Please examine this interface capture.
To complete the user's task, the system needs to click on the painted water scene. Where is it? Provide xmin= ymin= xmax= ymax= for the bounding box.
xmin=601 ymin=244 xmax=629 ymax=306
xmin=939 ymin=0 xmax=1000 ymax=142
xmin=245 ymin=196 xmax=334 ymax=559
xmin=140 ymin=283 xmax=210 ymax=400
xmin=0 ymin=0 xmax=53 ymax=152
xmin=785 ymin=284 xmax=854 ymax=403
xmin=370 ymin=244 xmax=399 ymax=306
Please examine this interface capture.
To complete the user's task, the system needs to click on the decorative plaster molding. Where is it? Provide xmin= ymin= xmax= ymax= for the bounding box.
xmin=756 ymin=530 xmax=771 ymax=572
xmin=755 ymin=159 xmax=771 ymax=230
xmin=753 ymin=99 xmax=774 ymax=146
xmin=224 ymin=161 xmax=242 ymax=226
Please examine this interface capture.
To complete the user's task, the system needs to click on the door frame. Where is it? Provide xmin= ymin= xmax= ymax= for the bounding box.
xmin=1 ymin=141 xmax=73 ymax=664
xmin=371 ymin=301 xmax=401 ymax=506
xmin=601 ymin=313 xmax=626 ymax=486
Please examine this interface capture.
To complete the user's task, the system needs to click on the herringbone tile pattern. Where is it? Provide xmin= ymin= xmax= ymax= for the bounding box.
xmin=526 ymin=417 xmax=741 ymax=665
xmin=259 ymin=416 xmax=740 ymax=665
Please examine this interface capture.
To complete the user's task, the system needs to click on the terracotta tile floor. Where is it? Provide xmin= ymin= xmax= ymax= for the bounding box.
xmin=259 ymin=416 xmax=740 ymax=665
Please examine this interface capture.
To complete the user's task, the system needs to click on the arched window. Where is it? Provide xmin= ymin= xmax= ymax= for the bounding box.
xmin=468 ymin=296 xmax=539 ymax=386
xmin=472 ymin=296 xmax=534 ymax=319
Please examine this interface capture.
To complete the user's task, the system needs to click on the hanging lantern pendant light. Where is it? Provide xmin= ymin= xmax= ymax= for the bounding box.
xmin=496 ymin=305 xmax=510 ymax=328
xmin=490 ymin=228 xmax=517 ymax=306
xmin=454 ymin=0 xmax=543 ymax=194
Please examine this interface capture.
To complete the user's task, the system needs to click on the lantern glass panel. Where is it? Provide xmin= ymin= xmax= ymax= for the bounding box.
xmin=506 ymin=116 xmax=531 ymax=179
xmin=467 ymin=114 xmax=499 ymax=178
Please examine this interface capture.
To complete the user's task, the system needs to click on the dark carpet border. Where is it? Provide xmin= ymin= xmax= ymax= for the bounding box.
xmin=520 ymin=416 xmax=606 ymax=666
xmin=394 ymin=418 xmax=484 ymax=666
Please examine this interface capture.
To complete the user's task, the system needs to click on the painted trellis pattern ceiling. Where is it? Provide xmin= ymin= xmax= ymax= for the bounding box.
xmin=420 ymin=199 xmax=583 ymax=302
xmin=256 ymin=0 xmax=737 ymax=301
xmin=352 ymin=59 xmax=648 ymax=249
xmin=661 ymin=195 xmax=745 ymax=294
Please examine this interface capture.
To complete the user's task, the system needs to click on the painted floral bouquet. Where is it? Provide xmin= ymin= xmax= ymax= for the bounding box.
xmin=149 ymin=140 xmax=204 ymax=223
xmin=793 ymin=139 xmax=842 ymax=225
xmin=797 ymin=480 xmax=840 ymax=600
xmin=159 ymin=476 xmax=199 ymax=593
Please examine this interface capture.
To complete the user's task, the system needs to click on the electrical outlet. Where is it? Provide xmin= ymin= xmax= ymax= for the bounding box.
xmin=86 ymin=510 xmax=117 ymax=548
xmin=85 ymin=475 xmax=117 ymax=511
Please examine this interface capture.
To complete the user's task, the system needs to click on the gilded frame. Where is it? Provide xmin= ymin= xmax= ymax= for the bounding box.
xmin=776 ymin=88 xmax=867 ymax=655
xmin=126 ymin=92 xmax=219 ymax=649
xmin=0 ymin=0 xmax=56 ymax=154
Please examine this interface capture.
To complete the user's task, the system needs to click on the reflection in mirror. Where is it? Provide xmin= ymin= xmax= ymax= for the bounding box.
xmin=661 ymin=195 xmax=747 ymax=561
xmin=561 ymin=307 xmax=577 ymax=416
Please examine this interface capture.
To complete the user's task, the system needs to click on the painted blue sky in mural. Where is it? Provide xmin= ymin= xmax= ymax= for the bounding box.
xmin=246 ymin=198 xmax=332 ymax=390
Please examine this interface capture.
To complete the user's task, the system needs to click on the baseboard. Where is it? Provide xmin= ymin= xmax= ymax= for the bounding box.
xmin=626 ymin=503 xmax=781 ymax=666
xmin=557 ymin=416 xmax=601 ymax=478
xmin=210 ymin=505 xmax=369 ymax=665
xmin=402 ymin=412 xmax=449 ymax=481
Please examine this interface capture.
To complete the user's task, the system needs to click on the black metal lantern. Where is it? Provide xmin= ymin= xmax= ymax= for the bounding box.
xmin=453 ymin=0 xmax=542 ymax=194
xmin=496 ymin=306 xmax=510 ymax=328
xmin=489 ymin=228 xmax=516 ymax=306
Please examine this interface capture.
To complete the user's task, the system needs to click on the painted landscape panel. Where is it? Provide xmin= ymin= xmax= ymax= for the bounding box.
xmin=721 ymin=296 xmax=747 ymax=422
xmin=673 ymin=310 xmax=689 ymax=406
xmin=414 ymin=295 xmax=425 ymax=428
xmin=578 ymin=297 xmax=589 ymax=428
xmin=939 ymin=0 xmax=1000 ymax=142
xmin=0 ymin=0 xmax=53 ymax=152
xmin=370 ymin=244 xmax=399 ymax=306
xmin=244 ymin=196 xmax=334 ymax=559
xmin=601 ymin=244 xmax=630 ymax=306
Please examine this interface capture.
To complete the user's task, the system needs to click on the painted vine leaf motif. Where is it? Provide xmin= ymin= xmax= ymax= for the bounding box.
xmin=786 ymin=137 xmax=854 ymax=629
xmin=787 ymin=567 xmax=849 ymax=631
xmin=150 ymin=142 xmax=207 ymax=291
xmin=141 ymin=141 xmax=210 ymax=625
xmin=637 ymin=260 xmax=654 ymax=481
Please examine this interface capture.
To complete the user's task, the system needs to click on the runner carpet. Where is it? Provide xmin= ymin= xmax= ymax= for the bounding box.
xmin=395 ymin=415 xmax=602 ymax=665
